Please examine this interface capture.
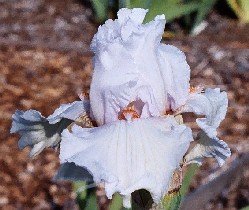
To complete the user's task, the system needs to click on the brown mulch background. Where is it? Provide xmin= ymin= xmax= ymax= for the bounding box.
xmin=0 ymin=0 xmax=248 ymax=209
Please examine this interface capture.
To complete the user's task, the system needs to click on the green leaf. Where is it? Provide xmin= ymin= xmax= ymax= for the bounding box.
xmin=73 ymin=181 xmax=98 ymax=210
xmin=191 ymin=0 xmax=217 ymax=31
xmin=119 ymin=0 xmax=129 ymax=8
xmin=158 ymin=164 xmax=197 ymax=210
xmin=162 ymin=192 xmax=182 ymax=210
xmin=91 ymin=0 xmax=109 ymax=21
xmin=109 ymin=193 xmax=129 ymax=210
xmin=129 ymin=0 xmax=152 ymax=8
xmin=109 ymin=193 xmax=132 ymax=210
xmin=180 ymin=164 xmax=198 ymax=198
xmin=84 ymin=191 xmax=98 ymax=210
xmin=240 ymin=0 xmax=249 ymax=22
xmin=143 ymin=1 xmax=200 ymax=23
xmin=240 ymin=206 xmax=249 ymax=210
xmin=73 ymin=181 xmax=87 ymax=201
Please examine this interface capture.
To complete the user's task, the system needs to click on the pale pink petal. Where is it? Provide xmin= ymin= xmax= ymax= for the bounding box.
xmin=157 ymin=44 xmax=190 ymax=111
xmin=102 ymin=77 xmax=161 ymax=123
xmin=90 ymin=9 xmax=171 ymax=125
xmin=48 ymin=100 xmax=90 ymax=124
xmin=179 ymin=88 xmax=230 ymax=165
xmin=60 ymin=116 xmax=192 ymax=207
xmin=179 ymin=88 xmax=228 ymax=138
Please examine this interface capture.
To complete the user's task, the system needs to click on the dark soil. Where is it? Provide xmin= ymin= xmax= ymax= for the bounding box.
xmin=0 ymin=0 xmax=248 ymax=209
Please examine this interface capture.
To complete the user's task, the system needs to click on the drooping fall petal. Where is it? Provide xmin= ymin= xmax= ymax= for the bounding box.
xmin=184 ymin=131 xmax=231 ymax=166
xmin=11 ymin=100 xmax=89 ymax=157
xmin=179 ymin=88 xmax=230 ymax=165
xmin=60 ymin=116 xmax=192 ymax=208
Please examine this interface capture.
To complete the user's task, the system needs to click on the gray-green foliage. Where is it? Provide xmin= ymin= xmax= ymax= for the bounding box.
xmin=240 ymin=207 xmax=249 ymax=210
xmin=109 ymin=194 xmax=131 ymax=210
xmin=73 ymin=165 xmax=197 ymax=209
xmin=73 ymin=182 xmax=98 ymax=210
xmin=91 ymin=0 xmax=109 ymax=21
xmin=90 ymin=0 xmax=218 ymax=31
xmin=160 ymin=164 xmax=198 ymax=210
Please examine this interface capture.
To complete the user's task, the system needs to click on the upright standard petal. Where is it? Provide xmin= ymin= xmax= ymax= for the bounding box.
xmin=158 ymin=44 xmax=190 ymax=111
xmin=11 ymin=100 xmax=90 ymax=157
xmin=60 ymin=116 xmax=192 ymax=208
xmin=90 ymin=8 xmax=190 ymax=125
xmin=196 ymin=88 xmax=228 ymax=138
xmin=102 ymin=78 xmax=160 ymax=123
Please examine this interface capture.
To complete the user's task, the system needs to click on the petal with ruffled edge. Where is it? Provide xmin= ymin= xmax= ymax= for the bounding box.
xmin=11 ymin=100 xmax=90 ymax=157
xmin=180 ymin=88 xmax=228 ymax=138
xmin=184 ymin=131 xmax=231 ymax=166
xmin=60 ymin=116 xmax=192 ymax=208
xmin=90 ymin=8 xmax=166 ymax=125
xmin=179 ymin=88 xmax=230 ymax=165
xmin=48 ymin=101 xmax=90 ymax=124
xmin=158 ymin=44 xmax=190 ymax=111
xmin=102 ymin=77 xmax=161 ymax=123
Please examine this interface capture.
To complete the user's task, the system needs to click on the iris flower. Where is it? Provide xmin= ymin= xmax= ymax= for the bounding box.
xmin=11 ymin=8 xmax=231 ymax=208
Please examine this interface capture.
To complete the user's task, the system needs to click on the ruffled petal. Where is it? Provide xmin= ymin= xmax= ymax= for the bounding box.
xmin=179 ymin=88 xmax=228 ymax=138
xmin=60 ymin=116 xmax=192 ymax=208
xmin=11 ymin=100 xmax=90 ymax=157
xmin=178 ymin=88 xmax=230 ymax=165
xmin=11 ymin=110 xmax=71 ymax=157
xmin=48 ymin=100 xmax=90 ymax=124
xmin=157 ymin=44 xmax=190 ymax=111
xmin=90 ymin=8 xmax=182 ymax=125
xmin=184 ymin=131 xmax=231 ymax=166
xmin=102 ymin=77 xmax=161 ymax=123
xmin=90 ymin=8 xmax=191 ymax=125
xmin=196 ymin=88 xmax=228 ymax=138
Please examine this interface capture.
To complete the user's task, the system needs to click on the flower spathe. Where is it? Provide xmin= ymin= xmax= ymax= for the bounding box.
xmin=11 ymin=8 xmax=231 ymax=208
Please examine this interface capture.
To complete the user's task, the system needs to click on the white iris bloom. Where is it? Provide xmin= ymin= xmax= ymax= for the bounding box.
xmin=11 ymin=8 xmax=231 ymax=208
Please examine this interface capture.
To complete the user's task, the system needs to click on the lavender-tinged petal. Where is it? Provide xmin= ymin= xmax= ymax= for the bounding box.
xmin=184 ymin=131 xmax=231 ymax=166
xmin=47 ymin=100 xmax=90 ymax=124
xmin=90 ymin=8 xmax=190 ymax=125
xmin=196 ymin=88 xmax=228 ymax=138
xmin=181 ymin=88 xmax=228 ymax=138
xmin=102 ymin=78 xmax=161 ymax=123
xmin=11 ymin=109 xmax=72 ymax=157
xmin=60 ymin=116 xmax=192 ymax=208
xmin=158 ymin=44 xmax=190 ymax=111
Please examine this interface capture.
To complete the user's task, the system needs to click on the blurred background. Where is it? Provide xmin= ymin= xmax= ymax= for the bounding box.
xmin=0 ymin=0 xmax=248 ymax=209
